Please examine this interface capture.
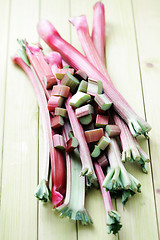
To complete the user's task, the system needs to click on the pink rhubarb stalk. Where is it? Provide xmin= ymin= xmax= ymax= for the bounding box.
xmin=37 ymin=19 xmax=151 ymax=137
xmin=103 ymin=133 xmax=141 ymax=205
xmin=46 ymin=51 xmax=97 ymax=184
xmin=73 ymin=13 xmax=150 ymax=172
xmin=56 ymin=121 xmax=92 ymax=225
xmin=92 ymin=2 xmax=105 ymax=63
xmin=25 ymin=44 xmax=53 ymax=99
xmin=113 ymin=113 xmax=149 ymax=173
xmin=12 ymin=55 xmax=52 ymax=202
xmin=94 ymin=162 xmax=122 ymax=234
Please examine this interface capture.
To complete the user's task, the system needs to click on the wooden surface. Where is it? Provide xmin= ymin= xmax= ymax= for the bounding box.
xmin=0 ymin=0 xmax=160 ymax=239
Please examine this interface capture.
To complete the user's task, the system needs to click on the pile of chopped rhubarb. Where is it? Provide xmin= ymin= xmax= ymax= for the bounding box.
xmin=12 ymin=1 xmax=151 ymax=235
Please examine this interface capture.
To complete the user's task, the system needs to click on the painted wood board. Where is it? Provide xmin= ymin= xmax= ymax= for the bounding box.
xmin=0 ymin=0 xmax=159 ymax=239
xmin=0 ymin=0 xmax=39 ymax=239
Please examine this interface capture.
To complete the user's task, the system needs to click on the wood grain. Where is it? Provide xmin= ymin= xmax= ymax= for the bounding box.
xmin=103 ymin=0 xmax=159 ymax=239
xmin=0 ymin=0 xmax=39 ymax=239
xmin=132 ymin=0 xmax=160 ymax=235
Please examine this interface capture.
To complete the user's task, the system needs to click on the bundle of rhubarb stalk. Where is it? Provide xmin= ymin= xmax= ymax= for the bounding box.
xmin=12 ymin=2 xmax=151 ymax=235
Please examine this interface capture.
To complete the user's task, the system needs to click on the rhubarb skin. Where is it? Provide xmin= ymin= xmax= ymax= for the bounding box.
xmin=45 ymin=50 xmax=97 ymax=184
xmin=94 ymin=162 xmax=122 ymax=234
xmin=36 ymin=17 xmax=152 ymax=137
xmin=12 ymin=55 xmax=52 ymax=202
xmin=92 ymin=2 xmax=105 ymax=64
xmin=51 ymin=148 xmax=66 ymax=208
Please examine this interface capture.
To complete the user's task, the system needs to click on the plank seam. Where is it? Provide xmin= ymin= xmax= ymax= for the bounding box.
xmin=131 ymin=0 xmax=160 ymax=239
xmin=37 ymin=0 xmax=42 ymax=239
xmin=0 ymin=0 xmax=12 ymax=205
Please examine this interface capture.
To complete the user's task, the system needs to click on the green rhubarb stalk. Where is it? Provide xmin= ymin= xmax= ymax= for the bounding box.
xmin=94 ymin=162 xmax=122 ymax=234
xmin=113 ymin=113 xmax=149 ymax=173
xmin=103 ymin=133 xmax=141 ymax=205
xmin=56 ymin=122 xmax=92 ymax=225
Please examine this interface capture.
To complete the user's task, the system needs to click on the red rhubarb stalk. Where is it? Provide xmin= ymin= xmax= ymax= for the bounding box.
xmin=37 ymin=19 xmax=151 ymax=137
xmin=56 ymin=121 xmax=92 ymax=225
xmin=92 ymin=2 xmax=105 ymax=63
xmin=25 ymin=44 xmax=51 ymax=99
xmin=94 ymin=162 xmax=122 ymax=234
xmin=46 ymin=51 xmax=97 ymax=184
xmin=12 ymin=55 xmax=52 ymax=202
xmin=75 ymin=12 xmax=150 ymax=171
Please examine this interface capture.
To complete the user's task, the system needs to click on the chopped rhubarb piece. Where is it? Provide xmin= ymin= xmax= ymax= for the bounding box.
xmin=77 ymin=80 xmax=88 ymax=93
xmin=83 ymin=122 xmax=95 ymax=131
xmin=55 ymin=107 xmax=67 ymax=117
xmin=45 ymin=74 xmax=57 ymax=89
xmin=51 ymin=85 xmax=70 ymax=98
xmin=55 ymin=68 xmax=74 ymax=80
xmin=87 ymin=78 xmax=103 ymax=96
xmin=53 ymin=134 xmax=65 ymax=150
xmin=63 ymin=65 xmax=70 ymax=69
xmin=94 ymin=93 xmax=112 ymax=111
xmin=61 ymin=72 xmax=79 ymax=93
xmin=48 ymin=96 xmax=64 ymax=112
xmin=75 ymin=69 xmax=88 ymax=80
xmin=75 ymin=104 xmax=94 ymax=118
xmin=91 ymin=145 xmax=101 ymax=158
xmin=69 ymin=92 xmax=91 ymax=108
xmin=66 ymin=136 xmax=79 ymax=153
xmin=51 ymin=115 xmax=64 ymax=129
xmin=96 ymin=114 xmax=109 ymax=127
xmin=106 ymin=125 xmax=121 ymax=137
xmin=79 ymin=114 xmax=93 ymax=125
xmin=85 ymin=128 xmax=104 ymax=143
xmin=94 ymin=103 xmax=106 ymax=115
xmin=98 ymin=136 xmax=110 ymax=150
xmin=97 ymin=154 xmax=109 ymax=168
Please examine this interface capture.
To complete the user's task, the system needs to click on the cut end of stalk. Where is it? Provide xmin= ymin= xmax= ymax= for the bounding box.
xmin=80 ymin=167 xmax=97 ymax=185
xmin=34 ymin=179 xmax=51 ymax=203
xmin=103 ymin=167 xmax=141 ymax=204
xmin=107 ymin=210 xmax=122 ymax=235
xmin=58 ymin=206 xmax=92 ymax=225
xmin=122 ymin=144 xmax=150 ymax=173
xmin=128 ymin=118 xmax=151 ymax=137
xmin=51 ymin=187 xmax=64 ymax=208
xmin=69 ymin=15 xmax=88 ymax=31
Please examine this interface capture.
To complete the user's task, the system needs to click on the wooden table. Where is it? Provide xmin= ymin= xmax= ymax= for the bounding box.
xmin=0 ymin=0 xmax=160 ymax=239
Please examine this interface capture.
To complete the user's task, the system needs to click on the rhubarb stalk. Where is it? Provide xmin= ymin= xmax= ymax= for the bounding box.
xmin=37 ymin=19 xmax=151 ymax=137
xmin=77 ymin=12 xmax=150 ymax=171
xmin=92 ymin=2 xmax=105 ymax=63
xmin=94 ymin=162 xmax=122 ymax=234
xmin=12 ymin=54 xmax=52 ymax=202
xmin=103 ymin=133 xmax=141 ymax=205
xmin=56 ymin=121 xmax=92 ymax=225
xmin=68 ymin=16 xmax=151 ymax=137
xmin=46 ymin=51 xmax=97 ymax=184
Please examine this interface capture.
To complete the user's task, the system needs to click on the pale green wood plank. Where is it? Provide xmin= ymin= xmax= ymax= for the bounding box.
xmin=0 ymin=0 xmax=10 ymax=198
xmin=103 ymin=0 xmax=158 ymax=239
xmin=0 ymin=0 xmax=39 ymax=239
xmin=39 ymin=1 xmax=77 ymax=239
xmin=132 ymin=0 xmax=160 ymax=235
xmin=70 ymin=1 xmax=117 ymax=239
